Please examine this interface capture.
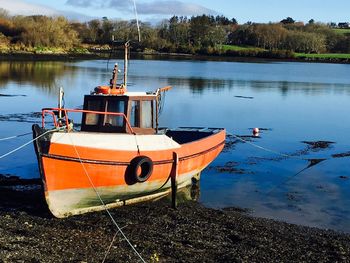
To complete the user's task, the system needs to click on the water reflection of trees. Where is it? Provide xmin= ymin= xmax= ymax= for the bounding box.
xmin=167 ymin=77 xmax=233 ymax=94
xmin=249 ymin=80 xmax=350 ymax=96
xmin=162 ymin=76 xmax=350 ymax=96
xmin=0 ymin=61 xmax=77 ymax=92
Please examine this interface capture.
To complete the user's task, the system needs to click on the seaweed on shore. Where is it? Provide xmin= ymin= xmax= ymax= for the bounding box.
xmin=0 ymin=112 xmax=41 ymax=123
xmin=0 ymin=174 xmax=41 ymax=187
xmin=0 ymin=186 xmax=350 ymax=262
xmin=302 ymin=140 xmax=335 ymax=151
xmin=332 ymin=151 xmax=350 ymax=158
xmin=212 ymin=161 xmax=253 ymax=175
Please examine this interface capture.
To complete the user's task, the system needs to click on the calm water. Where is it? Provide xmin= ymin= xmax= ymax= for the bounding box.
xmin=1 ymin=59 xmax=350 ymax=232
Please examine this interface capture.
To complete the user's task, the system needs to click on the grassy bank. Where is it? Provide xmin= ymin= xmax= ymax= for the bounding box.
xmin=295 ymin=52 xmax=350 ymax=59
xmin=333 ymin=28 xmax=350 ymax=35
xmin=1 ymin=44 xmax=350 ymax=64
xmin=220 ymin=44 xmax=265 ymax=52
xmin=222 ymin=45 xmax=350 ymax=62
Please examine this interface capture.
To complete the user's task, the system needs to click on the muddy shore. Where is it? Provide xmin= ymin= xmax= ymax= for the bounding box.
xmin=0 ymin=184 xmax=349 ymax=263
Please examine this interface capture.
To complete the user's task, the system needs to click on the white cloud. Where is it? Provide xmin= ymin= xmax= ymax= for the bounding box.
xmin=66 ymin=0 xmax=131 ymax=10
xmin=66 ymin=0 xmax=217 ymax=16
xmin=0 ymin=0 xmax=58 ymax=16
xmin=137 ymin=0 xmax=216 ymax=15
xmin=0 ymin=0 xmax=92 ymax=21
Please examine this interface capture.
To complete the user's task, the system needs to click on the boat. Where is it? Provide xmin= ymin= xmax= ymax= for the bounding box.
xmin=32 ymin=42 xmax=225 ymax=218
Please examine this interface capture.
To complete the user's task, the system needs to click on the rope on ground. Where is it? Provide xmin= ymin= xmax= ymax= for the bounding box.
xmin=102 ymin=232 xmax=119 ymax=263
xmin=0 ymin=132 xmax=32 ymax=141
xmin=0 ymin=128 xmax=61 ymax=160
xmin=67 ymin=133 xmax=147 ymax=263
xmin=102 ymin=225 xmax=130 ymax=263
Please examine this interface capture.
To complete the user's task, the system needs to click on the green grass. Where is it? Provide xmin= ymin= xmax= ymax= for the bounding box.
xmin=332 ymin=28 xmax=350 ymax=35
xmin=295 ymin=53 xmax=350 ymax=59
xmin=222 ymin=45 xmax=350 ymax=60
xmin=220 ymin=44 xmax=265 ymax=52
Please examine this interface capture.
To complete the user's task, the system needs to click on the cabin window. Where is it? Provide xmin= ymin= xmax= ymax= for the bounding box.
xmin=85 ymin=100 xmax=101 ymax=125
xmin=104 ymin=100 xmax=125 ymax=127
xmin=130 ymin=100 xmax=140 ymax=127
xmin=141 ymin=100 xmax=152 ymax=128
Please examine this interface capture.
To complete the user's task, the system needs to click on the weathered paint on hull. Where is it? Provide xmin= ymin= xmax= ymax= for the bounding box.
xmin=45 ymin=171 xmax=197 ymax=218
xmin=37 ymin=130 xmax=225 ymax=217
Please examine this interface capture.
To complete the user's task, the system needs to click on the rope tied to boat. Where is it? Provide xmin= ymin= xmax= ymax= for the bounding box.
xmin=0 ymin=127 xmax=64 ymax=160
xmin=0 ymin=132 xmax=32 ymax=142
xmin=66 ymin=133 xmax=147 ymax=263
xmin=227 ymin=133 xmax=332 ymax=195
xmin=229 ymin=133 xmax=309 ymax=161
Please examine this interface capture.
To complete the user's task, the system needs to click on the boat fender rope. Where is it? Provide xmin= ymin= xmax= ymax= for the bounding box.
xmin=129 ymin=156 xmax=153 ymax=183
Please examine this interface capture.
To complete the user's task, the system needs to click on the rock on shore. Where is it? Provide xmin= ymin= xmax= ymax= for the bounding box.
xmin=0 ymin=186 xmax=349 ymax=262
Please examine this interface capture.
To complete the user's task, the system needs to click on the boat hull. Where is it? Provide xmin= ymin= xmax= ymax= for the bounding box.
xmin=33 ymin=126 xmax=225 ymax=217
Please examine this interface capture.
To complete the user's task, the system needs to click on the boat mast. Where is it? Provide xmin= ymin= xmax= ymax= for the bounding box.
xmin=124 ymin=41 xmax=129 ymax=88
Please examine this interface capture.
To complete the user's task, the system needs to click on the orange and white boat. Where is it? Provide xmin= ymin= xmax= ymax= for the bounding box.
xmin=32 ymin=43 xmax=225 ymax=218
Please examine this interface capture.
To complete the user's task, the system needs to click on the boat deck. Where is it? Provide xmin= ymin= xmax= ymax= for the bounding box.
xmin=165 ymin=127 xmax=224 ymax=144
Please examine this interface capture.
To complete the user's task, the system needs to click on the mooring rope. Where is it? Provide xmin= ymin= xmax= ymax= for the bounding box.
xmin=0 ymin=132 xmax=32 ymax=141
xmin=0 ymin=128 xmax=62 ymax=160
xmin=228 ymin=133 xmax=331 ymax=195
xmin=67 ymin=133 xmax=146 ymax=263
xmin=102 ymin=232 xmax=119 ymax=263
xmin=265 ymin=158 xmax=326 ymax=195
xmin=229 ymin=133 xmax=306 ymax=161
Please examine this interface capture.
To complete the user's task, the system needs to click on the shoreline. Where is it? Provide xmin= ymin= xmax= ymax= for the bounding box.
xmin=1 ymin=50 xmax=350 ymax=64
xmin=0 ymin=183 xmax=349 ymax=262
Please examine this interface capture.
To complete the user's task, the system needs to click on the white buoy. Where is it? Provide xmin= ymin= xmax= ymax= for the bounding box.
xmin=253 ymin=128 xmax=259 ymax=136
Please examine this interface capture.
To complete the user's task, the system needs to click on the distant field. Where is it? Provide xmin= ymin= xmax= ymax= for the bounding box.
xmin=221 ymin=45 xmax=350 ymax=60
xmin=220 ymin=45 xmax=265 ymax=52
xmin=332 ymin=28 xmax=350 ymax=35
xmin=295 ymin=53 xmax=350 ymax=59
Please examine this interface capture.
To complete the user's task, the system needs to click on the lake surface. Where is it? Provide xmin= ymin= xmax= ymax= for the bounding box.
xmin=1 ymin=58 xmax=350 ymax=232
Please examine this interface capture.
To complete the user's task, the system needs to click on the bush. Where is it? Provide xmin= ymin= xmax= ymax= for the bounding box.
xmin=13 ymin=16 xmax=80 ymax=49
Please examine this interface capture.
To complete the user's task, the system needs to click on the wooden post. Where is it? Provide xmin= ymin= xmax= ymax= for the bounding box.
xmin=171 ymin=152 xmax=178 ymax=209
xmin=155 ymin=96 xmax=159 ymax=133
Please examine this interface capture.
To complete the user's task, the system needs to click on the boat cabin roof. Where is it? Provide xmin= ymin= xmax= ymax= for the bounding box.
xmin=92 ymin=92 xmax=157 ymax=98
xmin=122 ymin=92 xmax=156 ymax=98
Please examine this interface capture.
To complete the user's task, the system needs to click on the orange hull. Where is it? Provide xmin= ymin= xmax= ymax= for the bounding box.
xmin=33 ymin=127 xmax=225 ymax=217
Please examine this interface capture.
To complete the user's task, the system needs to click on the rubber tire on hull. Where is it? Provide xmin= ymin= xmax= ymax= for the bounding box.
xmin=129 ymin=156 xmax=153 ymax=183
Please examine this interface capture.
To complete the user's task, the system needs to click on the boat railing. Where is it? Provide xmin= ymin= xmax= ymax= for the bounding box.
xmin=41 ymin=108 xmax=135 ymax=134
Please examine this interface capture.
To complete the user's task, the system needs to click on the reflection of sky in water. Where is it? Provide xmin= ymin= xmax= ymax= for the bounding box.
xmin=1 ymin=59 xmax=350 ymax=232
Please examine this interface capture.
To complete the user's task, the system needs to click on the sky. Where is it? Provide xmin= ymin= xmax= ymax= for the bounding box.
xmin=1 ymin=0 xmax=350 ymax=24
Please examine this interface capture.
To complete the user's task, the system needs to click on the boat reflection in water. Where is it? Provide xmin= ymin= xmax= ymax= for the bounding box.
xmin=160 ymin=178 xmax=201 ymax=205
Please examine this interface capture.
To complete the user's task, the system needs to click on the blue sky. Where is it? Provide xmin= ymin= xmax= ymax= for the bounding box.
xmin=1 ymin=0 xmax=350 ymax=24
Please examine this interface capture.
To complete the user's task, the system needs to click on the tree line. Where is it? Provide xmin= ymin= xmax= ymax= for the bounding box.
xmin=0 ymin=8 xmax=349 ymax=56
xmin=229 ymin=21 xmax=350 ymax=54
